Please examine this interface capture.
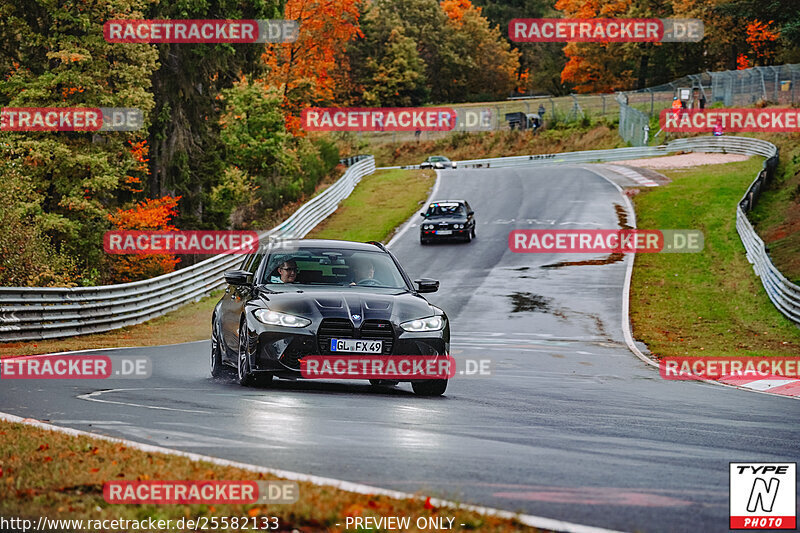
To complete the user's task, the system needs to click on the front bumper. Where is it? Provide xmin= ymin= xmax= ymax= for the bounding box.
xmin=250 ymin=326 xmax=449 ymax=380
xmin=420 ymin=228 xmax=470 ymax=239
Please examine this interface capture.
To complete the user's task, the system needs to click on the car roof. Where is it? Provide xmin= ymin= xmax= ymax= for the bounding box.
xmin=260 ymin=238 xmax=385 ymax=253
xmin=429 ymin=200 xmax=467 ymax=205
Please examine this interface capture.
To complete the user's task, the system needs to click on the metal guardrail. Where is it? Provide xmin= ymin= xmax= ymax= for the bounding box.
xmin=661 ymin=139 xmax=800 ymax=324
xmin=0 ymin=157 xmax=376 ymax=342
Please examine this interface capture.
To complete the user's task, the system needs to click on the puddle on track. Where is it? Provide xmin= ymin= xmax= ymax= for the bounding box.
xmin=507 ymin=292 xmax=553 ymax=313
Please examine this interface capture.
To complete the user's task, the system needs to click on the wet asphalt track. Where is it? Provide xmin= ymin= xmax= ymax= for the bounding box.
xmin=2 ymin=166 xmax=799 ymax=532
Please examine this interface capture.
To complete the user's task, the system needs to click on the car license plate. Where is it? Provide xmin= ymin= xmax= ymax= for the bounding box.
xmin=436 ymin=230 xmax=452 ymax=235
xmin=330 ymin=339 xmax=383 ymax=353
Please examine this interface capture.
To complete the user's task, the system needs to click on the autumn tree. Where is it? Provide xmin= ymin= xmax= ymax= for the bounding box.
xmin=0 ymin=0 xmax=158 ymax=281
xmin=106 ymin=196 xmax=181 ymax=282
xmin=215 ymin=77 xmax=339 ymax=224
xmin=474 ymin=0 xmax=568 ymax=95
xmin=263 ymin=0 xmax=363 ymax=132
xmin=349 ymin=0 xmax=519 ymax=104
xmin=556 ymin=0 xmax=746 ymax=92
xmin=146 ymin=0 xmax=281 ymax=231
xmin=441 ymin=0 xmax=521 ymax=101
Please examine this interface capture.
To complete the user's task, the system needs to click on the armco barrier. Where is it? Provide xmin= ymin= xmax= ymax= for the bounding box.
xmin=0 ymin=156 xmax=376 ymax=342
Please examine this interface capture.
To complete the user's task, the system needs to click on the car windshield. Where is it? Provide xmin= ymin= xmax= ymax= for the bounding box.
xmin=429 ymin=156 xmax=448 ymax=162
xmin=261 ymin=247 xmax=408 ymax=289
xmin=425 ymin=202 xmax=465 ymax=217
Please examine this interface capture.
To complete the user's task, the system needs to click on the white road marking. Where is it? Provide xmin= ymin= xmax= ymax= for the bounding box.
xmin=77 ymin=389 xmax=211 ymax=414
xmin=0 ymin=412 xmax=626 ymax=533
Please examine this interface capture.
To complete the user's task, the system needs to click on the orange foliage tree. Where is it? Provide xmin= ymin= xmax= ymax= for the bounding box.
xmin=745 ymin=20 xmax=780 ymax=65
xmin=124 ymin=139 xmax=150 ymax=194
xmin=263 ymin=0 xmax=363 ymax=133
xmin=441 ymin=0 xmax=475 ymax=22
xmin=555 ymin=0 xmax=633 ymax=93
xmin=106 ymin=196 xmax=181 ymax=283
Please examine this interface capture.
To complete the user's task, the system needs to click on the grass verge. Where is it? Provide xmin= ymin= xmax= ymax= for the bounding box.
xmin=340 ymin=120 xmax=622 ymax=168
xmin=629 ymin=158 xmax=800 ymax=358
xmin=0 ymin=419 xmax=537 ymax=532
xmin=307 ymin=169 xmax=435 ymax=242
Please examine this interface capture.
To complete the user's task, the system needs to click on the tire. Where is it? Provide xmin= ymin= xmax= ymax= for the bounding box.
xmin=464 ymin=230 xmax=472 ymax=243
xmin=420 ymin=237 xmax=429 ymax=245
xmin=237 ymin=322 xmax=256 ymax=386
xmin=471 ymin=226 xmax=476 ymax=239
xmin=411 ymin=379 xmax=448 ymax=396
xmin=210 ymin=323 xmax=228 ymax=378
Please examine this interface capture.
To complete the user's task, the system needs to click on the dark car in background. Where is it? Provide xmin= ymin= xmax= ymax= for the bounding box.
xmin=211 ymin=239 xmax=450 ymax=396
xmin=419 ymin=200 xmax=476 ymax=244
xmin=420 ymin=155 xmax=457 ymax=169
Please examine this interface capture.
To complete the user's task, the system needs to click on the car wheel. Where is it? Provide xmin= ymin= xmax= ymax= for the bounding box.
xmin=411 ymin=379 xmax=447 ymax=396
xmin=471 ymin=227 xmax=476 ymax=239
xmin=464 ymin=230 xmax=472 ymax=243
xmin=210 ymin=323 xmax=229 ymax=378
xmin=420 ymin=237 xmax=429 ymax=245
xmin=237 ymin=322 xmax=256 ymax=386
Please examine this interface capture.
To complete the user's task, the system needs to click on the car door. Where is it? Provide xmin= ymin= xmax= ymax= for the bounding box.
xmin=464 ymin=201 xmax=475 ymax=230
xmin=220 ymin=253 xmax=261 ymax=358
xmin=220 ymin=256 xmax=249 ymax=356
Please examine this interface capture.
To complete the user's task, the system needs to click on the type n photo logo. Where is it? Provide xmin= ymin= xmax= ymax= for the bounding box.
xmin=730 ymin=463 xmax=796 ymax=529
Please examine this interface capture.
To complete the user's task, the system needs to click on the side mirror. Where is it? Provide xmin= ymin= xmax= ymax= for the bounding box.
xmin=420 ymin=212 xmax=427 ymax=217
xmin=414 ymin=278 xmax=439 ymax=293
xmin=467 ymin=211 xmax=474 ymax=216
xmin=224 ymin=269 xmax=252 ymax=286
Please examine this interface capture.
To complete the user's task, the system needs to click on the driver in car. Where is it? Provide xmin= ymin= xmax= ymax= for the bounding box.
xmin=271 ymin=259 xmax=299 ymax=283
xmin=349 ymin=259 xmax=376 ymax=286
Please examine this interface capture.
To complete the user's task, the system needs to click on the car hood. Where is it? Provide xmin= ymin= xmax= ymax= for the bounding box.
xmin=253 ymin=286 xmax=441 ymax=324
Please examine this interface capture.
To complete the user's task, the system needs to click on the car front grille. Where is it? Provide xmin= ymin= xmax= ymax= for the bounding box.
xmin=316 ymin=318 xmax=394 ymax=354
xmin=361 ymin=320 xmax=394 ymax=354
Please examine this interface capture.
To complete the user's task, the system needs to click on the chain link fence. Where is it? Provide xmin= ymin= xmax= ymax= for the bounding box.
xmin=618 ymin=64 xmax=800 ymax=145
xmin=359 ymin=93 xmax=619 ymax=144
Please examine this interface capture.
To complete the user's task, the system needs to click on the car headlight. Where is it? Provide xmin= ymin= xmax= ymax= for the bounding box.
xmin=254 ymin=309 xmax=311 ymax=328
xmin=424 ymin=224 xmax=433 ymax=230
xmin=455 ymin=224 xmax=463 ymax=229
xmin=400 ymin=316 xmax=445 ymax=332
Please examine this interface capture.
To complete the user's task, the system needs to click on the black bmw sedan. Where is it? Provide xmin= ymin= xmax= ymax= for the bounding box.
xmin=419 ymin=200 xmax=476 ymax=244
xmin=211 ymin=239 xmax=450 ymax=395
